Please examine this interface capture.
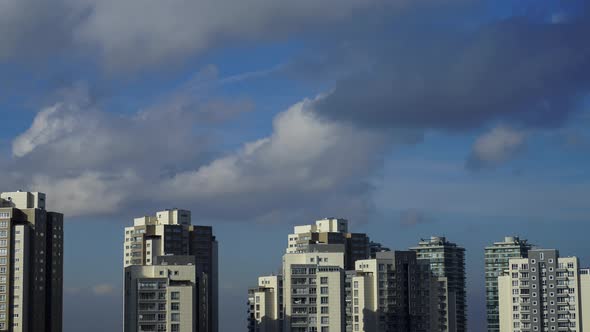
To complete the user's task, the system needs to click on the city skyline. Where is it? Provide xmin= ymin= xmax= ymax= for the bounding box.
xmin=0 ymin=0 xmax=589 ymax=331
xmin=0 ymin=189 xmax=588 ymax=331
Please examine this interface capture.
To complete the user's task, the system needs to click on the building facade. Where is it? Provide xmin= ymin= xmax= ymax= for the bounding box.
xmin=0 ymin=191 xmax=63 ymax=332
xmin=485 ymin=236 xmax=533 ymax=332
xmin=286 ymin=218 xmax=370 ymax=270
xmin=125 ymin=256 xmax=198 ymax=332
xmin=247 ymin=275 xmax=283 ymax=332
xmin=124 ymin=209 xmax=218 ymax=332
xmin=498 ymin=249 xmax=590 ymax=332
xmin=283 ymin=244 xmax=347 ymax=332
xmin=251 ymin=220 xmax=470 ymax=332
xmin=410 ymin=236 xmax=466 ymax=332
xmin=351 ymin=251 xmax=439 ymax=332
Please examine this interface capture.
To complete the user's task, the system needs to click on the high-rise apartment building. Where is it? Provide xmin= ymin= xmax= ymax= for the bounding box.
xmin=286 ymin=218 xmax=370 ymax=270
xmin=282 ymin=243 xmax=347 ymax=332
xmin=124 ymin=209 xmax=218 ymax=332
xmin=485 ymin=236 xmax=532 ymax=332
xmin=247 ymin=275 xmax=283 ymax=332
xmin=498 ymin=249 xmax=590 ymax=332
xmin=251 ymin=220 xmax=466 ymax=332
xmin=125 ymin=256 xmax=199 ymax=332
xmin=410 ymin=236 xmax=466 ymax=332
xmin=0 ymin=191 xmax=63 ymax=332
xmin=350 ymin=251 xmax=440 ymax=332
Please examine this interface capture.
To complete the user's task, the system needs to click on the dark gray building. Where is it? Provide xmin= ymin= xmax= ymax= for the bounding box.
xmin=0 ymin=191 xmax=63 ymax=332
xmin=410 ymin=236 xmax=466 ymax=332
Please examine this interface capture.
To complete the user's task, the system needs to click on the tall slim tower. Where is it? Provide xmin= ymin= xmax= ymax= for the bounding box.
xmin=485 ymin=236 xmax=532 ymax=332
xmin=410 ymin=236 xmax=466 ymax=332
xmin=123 ymin=209 xmax=218 ymax=332
xmin=0 ymin=191 xmax=64 ymax=332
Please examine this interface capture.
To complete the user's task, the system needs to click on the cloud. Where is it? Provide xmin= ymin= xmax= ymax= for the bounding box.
xmin=30 ymin=171 xmax=139 ymax=217
xmin=11 ymin=84 xmax=212 ymax=173
xmin=399 ymin=209 xmax=432 ymax=227
xmin=4 ymin=82 xmax=249 ymax=217
xmin=0 ymin=0 xmax=73 ymax=60
xmin=4 ymin=89 xmax=396 ymax=221
xmin=91 ymin=283 xmax=115 ymax=296
xmin=0 ymin=0 xmax=462 ymax=71
xmin=314 ymin=16 xmax=590 ymax=132
xmin=162 ymin=97 xmax=393 ymax=221
xmin=466 ymin=126 xmax=527 ymax=170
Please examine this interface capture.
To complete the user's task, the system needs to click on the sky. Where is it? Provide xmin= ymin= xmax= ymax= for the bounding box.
xmin=0 ymin=0 xmax=589 ymax=331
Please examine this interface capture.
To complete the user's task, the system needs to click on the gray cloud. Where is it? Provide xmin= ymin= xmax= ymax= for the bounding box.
xmin=314 ymin=16 xmax=590 ymax=131
xmin=0 ymin=0 xmax=452 ymax=71
xmin=0 ymin=0 xmax=74 ymax=60
xmin=2 ymin=88 xmax=395 ymax=221
xmin=399 ymin=209 xmax=432 ymax=227
xmin=2 ymin=81 xmax=249 ymax=217
xmin=466 ymin=126 xmax=528 ymax=170
xmin=160 ymin=97 xmax=393 ymax=222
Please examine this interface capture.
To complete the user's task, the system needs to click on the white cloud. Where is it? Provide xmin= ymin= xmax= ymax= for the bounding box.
xmin=13 ymin=103 xmax=78 ymax=158
xmin=6 ymin=90 xmax=393 ymax=221
xmin=467 ymin=126 xmax=527 ymax=170
xmin=30 ymin=171 xmax=139 ymax=218
xmin=91 ymin=283 xmax=115 ymax=296
xmin=162 ymin=97 xmax=391 ymax=220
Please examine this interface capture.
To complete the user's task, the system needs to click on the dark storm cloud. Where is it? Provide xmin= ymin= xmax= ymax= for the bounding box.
xmin=315 ymin=16 xmax=590 ymax=131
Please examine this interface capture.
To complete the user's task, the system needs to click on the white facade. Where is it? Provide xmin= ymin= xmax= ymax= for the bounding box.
xmin=287 ymin=219 xmax=348 ymax=254
xmin=0 ymin=191 xmax=45 ymax=210
xmin=248 ymin=275 xmax=283 ymax=332
xmin=124 ymin=209 xmax=218 ymax=332
xmin=124 ymin=209 xmax=192 ymax=267
xmin=125 ymin=263 xmax=197 ymax=332
xmin=498 ymin=251 xmax=590 ymax=332
xmin=283 ymin=247 xmax=346 ymax=332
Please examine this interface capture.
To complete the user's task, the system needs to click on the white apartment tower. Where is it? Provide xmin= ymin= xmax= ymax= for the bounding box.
xmin=287 ymin=219 xmax=369 ymax=270
xmin=125 ymin=256 xmax=198 ymax=332
xmin=283 ymin=244 xmax=347 ymax=332
xmin=0 ymin=191 xmax=63 ymax=332
xmin=124 ymin=209 xmax=218 ymax=332
xmin=250 ymin=221 xmax=462 ymax=332
xmin=350 ymin=251 xmax=444 ymax=332
xmin=498 ymin=249 xmax=590 ymax=332
xmin=248 ymin=275 xmax=284 ymax=332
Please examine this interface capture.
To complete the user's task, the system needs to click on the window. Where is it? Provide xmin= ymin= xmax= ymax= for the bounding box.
xmin=171 ymin=292 xmax=180 ymax=300
xmin=171 ymin=313 xmax=180 ymax=322
xmin=171 ymin=324 xmax=180 ymax=332
xmin=320 ymin=277 xmax=328 ymax=284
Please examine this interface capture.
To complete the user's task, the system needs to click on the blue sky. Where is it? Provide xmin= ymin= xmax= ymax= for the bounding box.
xmin=0 ymin=0 xmax=589 ymax=331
